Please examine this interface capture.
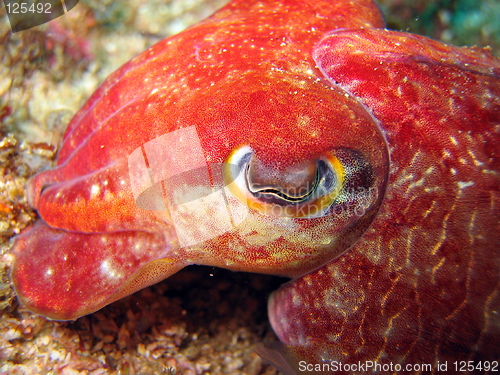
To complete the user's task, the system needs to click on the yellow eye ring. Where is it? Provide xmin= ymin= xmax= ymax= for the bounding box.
xmin=223 ymin=146 xmax=346 ymax=219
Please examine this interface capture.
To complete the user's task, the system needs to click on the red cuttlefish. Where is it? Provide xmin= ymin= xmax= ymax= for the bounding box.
xmin=11 ymin=0 xmax=500 ymax=373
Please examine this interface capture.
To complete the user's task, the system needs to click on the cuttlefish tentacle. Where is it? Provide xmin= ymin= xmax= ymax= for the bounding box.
xmin=11 ymin=221 xmax=186 ymax=320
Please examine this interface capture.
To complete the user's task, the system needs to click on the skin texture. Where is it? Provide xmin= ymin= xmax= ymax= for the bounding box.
xmin=264 ymin=28 xmax=500 ymax=374
xmin=10 ymin=0 xmax=500 ymax=373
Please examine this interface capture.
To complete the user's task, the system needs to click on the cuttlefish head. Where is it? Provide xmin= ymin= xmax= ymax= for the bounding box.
xmin=149 ymin=72 xmax=391 ymax=277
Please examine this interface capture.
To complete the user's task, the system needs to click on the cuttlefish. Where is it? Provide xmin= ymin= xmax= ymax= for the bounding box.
xmin=11 ymin=0 xmax=500 ymax=373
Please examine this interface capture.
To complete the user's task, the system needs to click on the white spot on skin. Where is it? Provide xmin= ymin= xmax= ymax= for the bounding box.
xmin=458 ymin=181 xmax=474 ymax=189
xmin=91 ymin=185 xmax=100 ymax=198
xmin=100 ymin=260 xmax=121 ymax=280
xmin=407 ymin=177 xmax=425 ymax=192
xmin=468 ymin=149 xmax=484 ymax=166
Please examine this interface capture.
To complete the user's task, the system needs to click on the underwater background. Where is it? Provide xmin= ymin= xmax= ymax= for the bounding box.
xmin=0 ymin=0 xmax=499 ymax=373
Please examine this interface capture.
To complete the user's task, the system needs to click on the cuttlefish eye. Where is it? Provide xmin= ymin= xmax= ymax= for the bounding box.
xmin=224 ymin=145 xmax=376 ymax=218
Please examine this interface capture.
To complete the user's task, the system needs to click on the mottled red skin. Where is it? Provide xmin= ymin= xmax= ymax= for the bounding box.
xmin=10 ymin=0 xmax=500 ymax=373
xmin=268 ymin=29 xmax=500 ymax=374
